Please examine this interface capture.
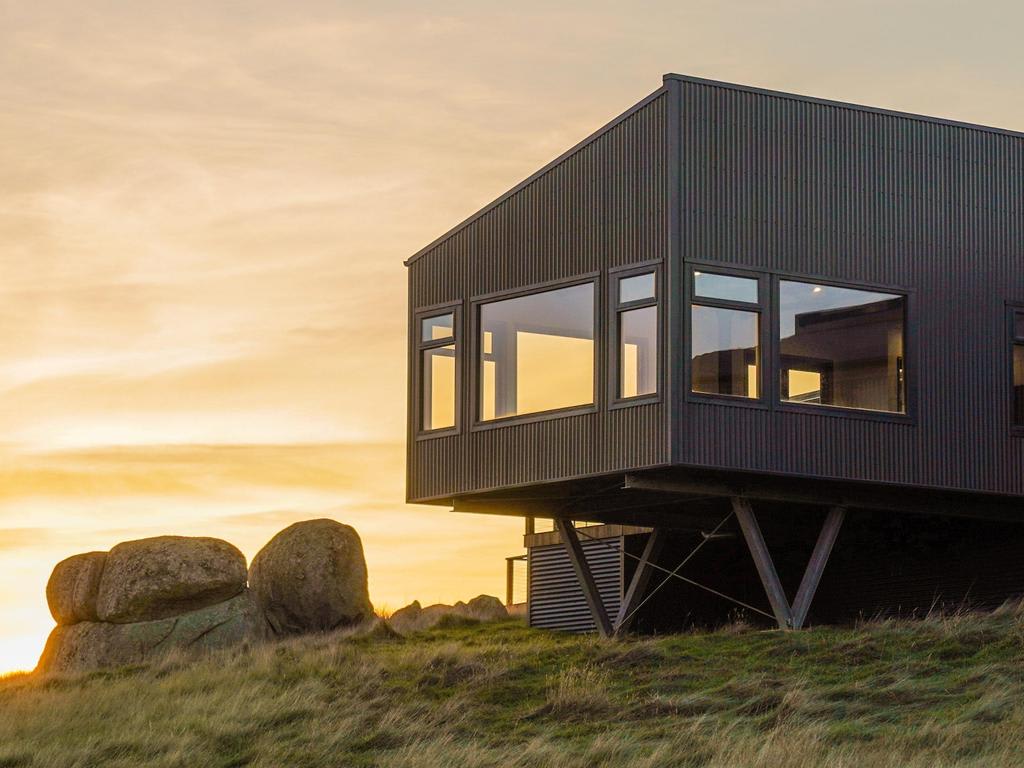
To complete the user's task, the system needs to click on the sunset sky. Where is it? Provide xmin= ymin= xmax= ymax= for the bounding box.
xmin=1 ymin=1 xmax=1022 ymax=673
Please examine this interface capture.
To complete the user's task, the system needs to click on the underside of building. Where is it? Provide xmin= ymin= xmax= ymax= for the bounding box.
xmin=406 ymin=74 xmax=1024 ymax=635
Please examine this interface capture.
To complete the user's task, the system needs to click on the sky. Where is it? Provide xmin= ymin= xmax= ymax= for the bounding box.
xmin=1 ymin=0 xmax=1022 ymax=673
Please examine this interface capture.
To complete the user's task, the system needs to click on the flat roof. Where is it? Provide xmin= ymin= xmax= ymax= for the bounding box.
xmin=406 ymin=74 xmax=1024 ymax=267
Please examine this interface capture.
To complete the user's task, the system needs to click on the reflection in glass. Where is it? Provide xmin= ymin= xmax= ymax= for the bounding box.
xmin=1016 ymin=313 xmax=1024 ymax=340
xmin=693 ymin=271 xmax=758 ymax=304
xmin=619 ymin=273 xmax=656 ymax=304
xmin=479 ymin=284 xmax=594 ymax=420
xmin=691 ymin=306 xmax=759 ymax=398
xmin=1014 ymin=345 xmax=1024 ymax=426
xmin=620 ymin=306 xmax=657 ymax=398
xmin=421 ymin=344 xmax=456 ymax=430
xmin=779 ymin=281 xmax=905 ymax=413
xmin=421 ymin=313 xmax=454 ymax=342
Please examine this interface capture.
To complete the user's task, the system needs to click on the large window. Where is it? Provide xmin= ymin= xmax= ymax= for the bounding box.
xmin=418 ymin=311 xmax=457 ymax=432
xmin=615 ymin=271 xmax=658 ymax=400
xmin=779 ymin=281 xmax=905 ymax=413
xmin=479 ymin=283 xmax=595 ymax=421
xmin=1012 ymin=310 xmax=1024 ymax=428
xmin=690 ymin=270 xmax=761 ymax=398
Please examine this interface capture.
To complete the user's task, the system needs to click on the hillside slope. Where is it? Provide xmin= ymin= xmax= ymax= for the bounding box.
xmin=2 ymin=606 xmax=1024 ymax=767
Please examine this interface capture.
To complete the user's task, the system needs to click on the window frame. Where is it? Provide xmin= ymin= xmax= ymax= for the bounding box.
xmin=683 ymin=261 xmax=916 ymax=424
xmin=414 ymin=301 xmax=462 ymax=440
xmin=1010 ymin=304 xmax=1024 ymax=436
xmin=608 ymin=261 xmax=662 ymax=409
xmin=685 ymin=264 xmax=769 ymax=410
xmin=774 ymin=273 xmax=913 ymax=423
xmin=469 ymin=274 xmax=601 ymax=431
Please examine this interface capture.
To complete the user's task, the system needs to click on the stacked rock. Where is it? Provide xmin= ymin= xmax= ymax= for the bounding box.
xmin=38 ymin=537 xmax=269 ymax=674
xmin=37 ymin=519 xmax=376 ymax=675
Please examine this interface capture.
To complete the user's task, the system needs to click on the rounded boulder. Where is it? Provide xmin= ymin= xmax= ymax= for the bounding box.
xmin=47 ymin=552 xmax=107 ymax=625
xmin=37 ymin=591 xmax=270 ymax=674
xmin=95 ymin=536 xmax=247 ymax=624
xmin=248 ymin=519 xmax=372 ymax=635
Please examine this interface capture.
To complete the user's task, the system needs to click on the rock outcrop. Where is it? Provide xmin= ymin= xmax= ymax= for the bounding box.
xmin=38 ymin=592 xmax=269 ymax=674
xmin=388 ymin=595 xmax=508 ymax=635
xmin=38 ymin=519 xmax=378 ymax=674
xmin=46 ymin=552 xmax=107 ymax=625
xmin=249 ymin=519 xmax=373 ymax=635
xmin=96 ymin=536 xmax=247 ymax=623
xmin=38 ymin=535 xmax=265 ymax=675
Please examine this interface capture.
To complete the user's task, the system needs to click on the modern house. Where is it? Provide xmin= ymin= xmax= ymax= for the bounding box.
xmin=406 ymin=75 xmax=1024 ymax=636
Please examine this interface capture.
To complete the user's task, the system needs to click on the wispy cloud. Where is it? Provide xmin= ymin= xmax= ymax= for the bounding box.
xmin=0 ymin=0 xmax=1021 ymax=673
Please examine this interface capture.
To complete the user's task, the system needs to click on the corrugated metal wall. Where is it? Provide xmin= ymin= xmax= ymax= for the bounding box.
xmin=672 ymin=76 xmax=1024 ymax=497
xmin=528 ymin=539 xmax=622 ymax=632
xmin=408 ymin=89 xmax=672 ymax=502
xmin=407 ymin=76 xmax=1024 ymax=504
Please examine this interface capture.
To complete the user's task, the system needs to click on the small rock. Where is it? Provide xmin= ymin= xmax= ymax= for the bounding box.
xmin=388 ymin=595 xmax=508 ymax=634
xmin=464 ymin=595 xmax=509 ymax=622
xmin=37 ymin=591 xmax=270 ymax=674
xmin=248 ymin=519 xmax=373 ymax=635
xmin=47 ymin=552 xmax=107 ymax=625
xmin=96 ymin=536 xmax=247 ymax=623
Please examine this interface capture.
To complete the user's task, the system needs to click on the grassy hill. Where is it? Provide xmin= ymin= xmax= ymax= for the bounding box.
xmin=2 ymin=605 xmax=1024 ymax=768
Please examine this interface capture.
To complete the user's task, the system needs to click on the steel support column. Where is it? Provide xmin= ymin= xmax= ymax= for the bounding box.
xmin=791 ymin=506 xmax=846 ymax=629
xmin=733 ymin=498 xmax=846 ymax=630
xmin=733 ymin=497 xmax=793 ymax=629
xmin=613 ymin=528 xmax=666 ymax=636
xmin=555 ymin=518 xmax=613 ymax=638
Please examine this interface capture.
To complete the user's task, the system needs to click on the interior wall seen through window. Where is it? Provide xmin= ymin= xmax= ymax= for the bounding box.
xmin=421 ymin=344 xmax=455 ymax=431
xmin=779 ymin=281 xmax=905 ymax=413
xmin=620 ymin=305 xmax=657 ymax=398
xmin=479 ymin=283 xmax=594 ymax=421
xmin=1013 ymin=344 xmax=1024 ymax=426
xmin=690 ymin=305 xmax=760 ymax=398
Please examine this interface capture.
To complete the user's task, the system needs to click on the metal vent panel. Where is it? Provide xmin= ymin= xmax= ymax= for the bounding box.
xmin=528 ymin=539 xmax=622 ymax=633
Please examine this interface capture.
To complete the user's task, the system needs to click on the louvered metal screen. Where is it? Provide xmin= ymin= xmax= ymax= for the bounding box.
xmin=528 ymin=538 xmax=622 ymax=632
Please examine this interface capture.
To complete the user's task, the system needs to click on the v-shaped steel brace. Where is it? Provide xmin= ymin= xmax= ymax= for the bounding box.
xmin=732 ymin=498 xmax=846 ymax=629
xmin=555 ymin=518 xmax=614 ymax=638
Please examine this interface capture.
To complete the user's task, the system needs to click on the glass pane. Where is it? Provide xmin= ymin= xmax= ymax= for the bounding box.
xmin=691 ymin=305 xmax=759 ymax=398
xmin=421 ymin=313 xmax=454 ymax=342
xmin=479 ymin=283 xmax=594 ymax=420
xmin=619 ymin=306 xmax=658 ymax=398
xmin=619 ymin=273 xmax=656 ymax=304
xmin=779 ymin=281 xmax=905 ymax=413
xmin=1014 ymin=345 xmax=1024 ymax=426
xmin=1015 ymin=312 xmax=1024 ymax=340
xmin=421 ymin=345 xmax=456 ymax=430
xmin=693 ymin=271 xmax=758 ymax=304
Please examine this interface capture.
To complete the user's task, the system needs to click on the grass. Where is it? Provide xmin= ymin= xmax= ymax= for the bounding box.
xmin=3 ymin=604 xmax=1024 ymax=767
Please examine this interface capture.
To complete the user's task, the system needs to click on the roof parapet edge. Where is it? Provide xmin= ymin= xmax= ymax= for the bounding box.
xmin=404 ymin=85 xmax=669 ymax=267
xmin=662 ymin=72 xmax=1024 ymax=141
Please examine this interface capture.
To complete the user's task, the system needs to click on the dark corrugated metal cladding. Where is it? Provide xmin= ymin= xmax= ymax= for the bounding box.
xmin=408 ymin=92 xmax=671 ymax=502
xmin=528 ymin=539 xmax=622 ymax=633
xmin=676 ymin=81 xmax=1024 ymax=496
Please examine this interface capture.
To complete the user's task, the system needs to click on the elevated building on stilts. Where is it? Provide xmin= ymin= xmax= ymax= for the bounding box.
xmin=405 ymin=75 xmax=1024 ymax=634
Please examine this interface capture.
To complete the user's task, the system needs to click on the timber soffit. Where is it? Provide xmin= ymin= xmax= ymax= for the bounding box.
xmin=405 ymin=72 xmax=1024 ymax=269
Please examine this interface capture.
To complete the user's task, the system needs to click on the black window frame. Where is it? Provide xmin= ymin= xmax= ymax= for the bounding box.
xmin=414 ymin=302 xmax=461 ymax=440
xmin=774 ymin=274 xmax=912 ymax=423
xmin=1010 ymin=304 xmax=1024 ymax=436
xmin=470 ymin=274 xmax=601 ymax=432
xmin=685 ymin=264 xmax=769 ymax=409
xmin=609 ymin=261 xmax=662 ymax=409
